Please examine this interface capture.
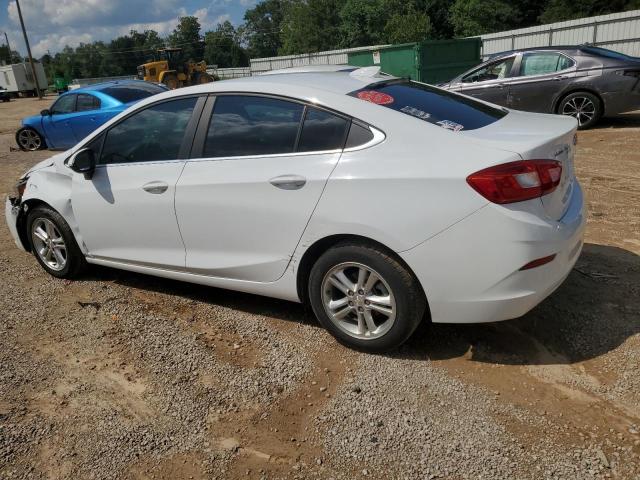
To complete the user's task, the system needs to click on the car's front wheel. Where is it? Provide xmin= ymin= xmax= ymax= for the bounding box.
xmin=558 ymin=92 xmax=602 ymax=130
xmin=308 ymin=242 xmax=426 ymax=352
xmin=16 ymin=127 xmax=45 ymax=151
xmin=27 ymin=206 xmax=87 ymax=278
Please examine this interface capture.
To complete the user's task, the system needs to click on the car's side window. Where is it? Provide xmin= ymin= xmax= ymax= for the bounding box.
xmin=51 ymin=94 xmax=76 ymax=114
xmin=297 ymin=107 xmax=349 ymax=152
xmin=462 ymin=57 xmax=515 ymax=83
xmin=344 ymin=121 xmax=374 ymax=149
xmin=99 ymin=97 xmax=197 ymax=165
xmin=203 ymin=95 xmax=304 ymax=158
xmin=76 ymin=94 xmax=101 ymax=112
xmin=519 ymin=53 xmax=575 ymax=77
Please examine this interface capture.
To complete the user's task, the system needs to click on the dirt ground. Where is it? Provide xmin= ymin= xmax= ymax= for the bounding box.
xmin=1 ymin=96 xmax=639 ymax=480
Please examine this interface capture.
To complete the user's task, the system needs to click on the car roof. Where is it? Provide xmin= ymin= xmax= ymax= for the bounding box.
xmin=261 ymin=65 xmax=358 ymax=75
xmin=175 ymin=67 xmax=395 ymax=97
xmin=69 ymin=79 xmax=161 ymax=95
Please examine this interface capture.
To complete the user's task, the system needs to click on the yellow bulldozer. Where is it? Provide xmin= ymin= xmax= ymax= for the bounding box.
xmin=137 ymin=47 xmax=214 ymax=89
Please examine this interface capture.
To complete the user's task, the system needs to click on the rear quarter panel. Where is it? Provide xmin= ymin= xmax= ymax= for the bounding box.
xmin=298 ymin=111 xmax=520 ymax=254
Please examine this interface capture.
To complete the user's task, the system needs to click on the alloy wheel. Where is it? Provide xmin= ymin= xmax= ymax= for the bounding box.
xmin=561 ymin=97 xmax=596 ymax=127
xmin=31 ymin=218 xmax=67 ymax=271
xmin=18 ymin=129 xmax=41 ymax=151
xmin=321 ymin=262 xmax=396 ymax=340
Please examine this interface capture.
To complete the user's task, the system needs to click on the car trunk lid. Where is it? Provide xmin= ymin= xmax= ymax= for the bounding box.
xmin=461 ymin=110 xmax=577 ymax=220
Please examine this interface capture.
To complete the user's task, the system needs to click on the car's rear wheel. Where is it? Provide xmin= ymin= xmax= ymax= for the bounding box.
xmin=16 ymin=127 xmax=45 ymax=151
xmin=308 ymin=242 xmax=426 ymax=352
xmin=27 ymin=206 xmax=87 ymax=279
xmin=558 ymin=92 xmax=602 ymax=130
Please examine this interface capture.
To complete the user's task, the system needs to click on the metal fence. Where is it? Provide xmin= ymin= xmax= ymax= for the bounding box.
xmin=249 ymin=45 xmax=390 ymax=74
xmin=207 ymin=66 xmax=251 ymax=79
xmin=479 ymin=9 xmax=640 ymax=58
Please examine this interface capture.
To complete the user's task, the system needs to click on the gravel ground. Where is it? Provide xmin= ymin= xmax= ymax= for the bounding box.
xmin=1 ymin=97 xmax=639 ymax=480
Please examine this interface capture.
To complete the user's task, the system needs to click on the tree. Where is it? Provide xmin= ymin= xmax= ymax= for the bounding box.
xmin=339 ymin=0 xmax=432 ymax=48
xmin=540 ymin=0 xmax=640 ymax=24
xmin=0 ymin=45 xmax=22 ymax=64
xmin=449 ymin=0 xmax=517 ymax=36
xmin=384 ymin=9 xmax=432 ymax=44
xmin=280 ymin=0 xmax=346 ymax=54
xmin=168 ymin=16 xmax=204 ymax=61
xmin=204 ymin=21 xmax=248 ymax=67
xmin=339 ymin=0 xmax=389 ymax=47
xmin=243 ymin=0 xmax=289 ymax=58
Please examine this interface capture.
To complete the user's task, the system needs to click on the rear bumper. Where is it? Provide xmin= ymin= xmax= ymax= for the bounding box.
xmin=5 ymin=197 xmax=27 ymax=251
xmin=400 ymin=181 xmax=586 ymax=324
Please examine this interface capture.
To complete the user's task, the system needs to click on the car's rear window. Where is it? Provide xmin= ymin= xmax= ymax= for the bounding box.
xmin=581 ymin=46 xmax=634 ymax=61
xmin=349 ymin=80 xmax=507 ymax=132
xmin=102 ymin=83 xmax=167 ymax=104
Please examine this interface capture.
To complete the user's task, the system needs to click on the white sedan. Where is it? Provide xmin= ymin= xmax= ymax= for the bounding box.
xmin=5 ymin=67 xmax=585 ymax=352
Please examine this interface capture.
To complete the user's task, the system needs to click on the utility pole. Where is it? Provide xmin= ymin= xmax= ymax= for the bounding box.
xmin=15 ymin=0 xmax=42 ymax=99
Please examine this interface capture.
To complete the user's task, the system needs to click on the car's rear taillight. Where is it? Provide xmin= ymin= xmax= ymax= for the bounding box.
xmin=466 ymin=160 xmax=562 ymax=204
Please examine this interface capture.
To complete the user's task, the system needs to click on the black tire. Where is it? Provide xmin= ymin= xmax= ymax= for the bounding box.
xmin=557 ymin=91 xmax=602 ymax=130
xmin=308 ymin=242 xmax=426 ymax=352
xmin=26 ymin=206 xmax=87 ymax=279
xmin=192 ymin=72 xmax=214 ymax=85
xmin=16 ymin=127 xmax=45 ymax=151
xmin=162 ymin=73 xmax=179 ymax=90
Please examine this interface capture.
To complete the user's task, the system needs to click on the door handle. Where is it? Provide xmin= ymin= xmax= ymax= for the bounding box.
xmin=553 ymin=75 xmax=569 ymax=81
xmin=269 ymin=175 xmax=306 ymax=190
xmin=142 ymin=181 xmax=168 ymax=194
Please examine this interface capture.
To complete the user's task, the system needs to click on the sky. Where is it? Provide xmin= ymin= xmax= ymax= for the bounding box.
xmin=0 ymin=0 xmax=256 ymax=58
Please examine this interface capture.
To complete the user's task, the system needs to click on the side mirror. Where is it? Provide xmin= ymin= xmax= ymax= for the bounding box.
xmin=68 ymin=148 xmax=96 ymax=179
xmin=40 ymin=109 xmax=51 ymax=116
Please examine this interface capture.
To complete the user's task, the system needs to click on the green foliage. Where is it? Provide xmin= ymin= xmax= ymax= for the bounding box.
xmin=449 ymin=0 xmax=517 ymax=37
xmin=243 ymin=0 xmax=289 ymax=57
xmin=0 ymin=45 xmax=22 ymax=64
xmin=204 ymin=21 xmax=248 ymax=68
xmin=168 ymin=16 xmax=204 ymax=61
xmin=539 ymin=0 xmax=640 ymax=23
xmin=280 ymin=0 xmax=346 ymax=54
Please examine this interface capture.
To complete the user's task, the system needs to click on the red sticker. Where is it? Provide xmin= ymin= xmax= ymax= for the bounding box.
xmin=356 ymin=90 xmax=395 ymax=105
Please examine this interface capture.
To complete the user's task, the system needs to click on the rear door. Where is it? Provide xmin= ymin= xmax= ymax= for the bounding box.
xmin=453 ymin=55 xmax=517 ymax=107
xmin=175 ymin=94 xmax=350 ymax=282
xmin=42 ymin=94 xmax=78 ymax=149
xmin=508 ymin=52 xmax=576 ymax=113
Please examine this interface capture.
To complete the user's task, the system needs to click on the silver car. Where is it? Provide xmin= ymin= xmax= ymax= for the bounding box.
xmin=440 ymin=45 xmax=640 ymax=129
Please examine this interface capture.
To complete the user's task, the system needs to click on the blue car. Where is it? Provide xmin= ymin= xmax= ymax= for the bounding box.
xmin=16 ymin=80 xmax=168 ymax=151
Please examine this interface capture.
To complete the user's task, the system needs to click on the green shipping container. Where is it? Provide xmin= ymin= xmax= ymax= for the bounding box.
xmin=348 ymin=38 xmax=482 ymax=85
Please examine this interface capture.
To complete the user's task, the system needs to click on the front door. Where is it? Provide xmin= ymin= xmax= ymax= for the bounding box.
xmin=508 ymin=52 xmax=576 ymax=113
xmin=42 ymin=94 xmax=78 ymax=149
xmin=71 ymin=96 xmax=202 ymax=268
xmin=453 ymin=55 xmax=517 ymax=107
xmin=176 ymin=95 xmax=351 ymax=282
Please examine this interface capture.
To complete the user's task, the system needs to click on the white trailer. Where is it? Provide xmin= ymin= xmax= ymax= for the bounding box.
xmin=0 ymin=62 xmax=48 ymax=96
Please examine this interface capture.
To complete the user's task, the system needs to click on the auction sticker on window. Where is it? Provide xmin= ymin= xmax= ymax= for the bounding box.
xmin=436 ymin=119 xmax=465 ymax=132
xmin=356 ymin=90 xmax=395 ymax=105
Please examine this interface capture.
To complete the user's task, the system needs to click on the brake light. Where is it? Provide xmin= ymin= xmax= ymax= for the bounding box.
xmin=466 ymin=160 xmax=562 ymax=204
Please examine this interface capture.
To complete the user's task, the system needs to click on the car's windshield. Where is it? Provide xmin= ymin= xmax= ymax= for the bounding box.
xmin=349 ymin=80 xmax=507 ymax=132
xmin=102 ymin=83 xmax=167 ymax=104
